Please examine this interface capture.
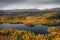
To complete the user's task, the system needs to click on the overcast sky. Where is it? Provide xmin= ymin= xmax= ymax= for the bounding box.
xmin=0 ymin=0 xmax=60 ymax=10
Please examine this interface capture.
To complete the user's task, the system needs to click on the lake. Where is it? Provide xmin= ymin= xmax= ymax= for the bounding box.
xmin=0 ymin=23 xmax=60 ymax=34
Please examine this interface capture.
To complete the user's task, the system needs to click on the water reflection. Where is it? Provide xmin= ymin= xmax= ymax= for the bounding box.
xmin=0 ymin=23 xmax=60 ymax=34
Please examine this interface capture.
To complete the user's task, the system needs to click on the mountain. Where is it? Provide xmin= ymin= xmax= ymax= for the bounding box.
xmin=43 ymin=8 xmax=60 ymax=11
xmin=1 ymin=9 xmax=40 ymax=12
xmin=0 ymin=7 xmax=60 ymax=15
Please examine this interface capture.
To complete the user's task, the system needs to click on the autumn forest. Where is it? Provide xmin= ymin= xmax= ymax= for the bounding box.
xmin=0 ymin=10 xmax=60 ymax=40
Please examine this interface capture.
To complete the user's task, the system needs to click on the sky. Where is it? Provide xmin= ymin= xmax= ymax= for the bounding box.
xmin=0 ymin=0 xmax=60 ymax=10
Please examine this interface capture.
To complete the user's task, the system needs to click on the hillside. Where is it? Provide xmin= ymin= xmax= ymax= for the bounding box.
xmin=39 ymin=12 xmax=60 ymax=26
xmin=0 ymin=8 xmax=60 ymax=26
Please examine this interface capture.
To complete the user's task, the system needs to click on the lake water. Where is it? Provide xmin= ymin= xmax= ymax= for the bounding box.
xmin=0 ymin=23 xmax=60 ymax=34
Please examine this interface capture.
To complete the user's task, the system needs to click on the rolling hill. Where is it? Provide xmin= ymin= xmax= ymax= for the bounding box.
xmin=0 ymin=8 xmax=60 ymax=26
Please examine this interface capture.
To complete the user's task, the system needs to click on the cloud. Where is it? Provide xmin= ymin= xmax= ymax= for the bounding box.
xmin=0 ymin=0 xmax=60 ymax=10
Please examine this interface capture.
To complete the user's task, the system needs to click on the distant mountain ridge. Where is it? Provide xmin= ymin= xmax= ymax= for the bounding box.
xmin=43 ymin=8 xmax=60 ymax=11
xmin=0 ymin=7 xmax=60 ymax=14
xmin=1 ymin=9 xmax=40 ymax=12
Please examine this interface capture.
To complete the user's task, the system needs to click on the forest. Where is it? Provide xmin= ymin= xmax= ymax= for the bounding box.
xmin=0 ymin=11 xmax=60 ymax=40
xmin=0 ymin=11 xmax=60 ymax=26
xmin=0 ymin=27 xmax=60 ymax=40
